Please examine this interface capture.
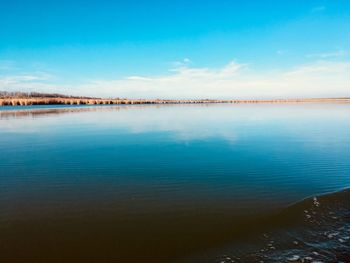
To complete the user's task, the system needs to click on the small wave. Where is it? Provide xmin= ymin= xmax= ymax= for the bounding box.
xmin=253 ymin=188 xmax=350 ymax=263
xmin=181 ymin=188 xmax=350 ymax=263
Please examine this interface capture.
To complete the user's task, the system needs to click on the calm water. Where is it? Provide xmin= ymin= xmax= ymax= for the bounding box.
xmin=0 ymin=104 xmax=350 ymax=262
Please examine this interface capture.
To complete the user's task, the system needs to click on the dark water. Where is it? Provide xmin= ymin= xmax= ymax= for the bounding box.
xmin=0 ymin=104 xmax=349 ymax=262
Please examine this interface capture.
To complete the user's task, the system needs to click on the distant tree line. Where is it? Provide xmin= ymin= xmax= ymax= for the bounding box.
xmin=0 ymin=91 xmax=98 ymax=99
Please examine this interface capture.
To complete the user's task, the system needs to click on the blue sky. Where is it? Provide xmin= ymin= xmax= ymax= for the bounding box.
xmin=0 ymin=0 xmax=349 ymax=98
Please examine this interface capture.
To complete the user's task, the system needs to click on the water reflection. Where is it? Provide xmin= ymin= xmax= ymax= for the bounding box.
xmin=0 ymin=103 xmax=350 ymax=262
xmin=1 ymin=103 xmax=350 ymax=143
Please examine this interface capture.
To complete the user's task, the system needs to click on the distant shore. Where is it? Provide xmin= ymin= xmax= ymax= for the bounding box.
xmin=1 ymin=97 xmax=350 ymax=106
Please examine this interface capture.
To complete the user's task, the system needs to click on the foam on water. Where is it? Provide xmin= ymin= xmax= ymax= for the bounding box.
xmin=183 ymin=189 xmax=350 ymax=263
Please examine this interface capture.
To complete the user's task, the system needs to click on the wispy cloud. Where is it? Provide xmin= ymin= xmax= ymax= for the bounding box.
xmin=0 ymin=60 xmax=18 ymax=71
xmin=171 ymin=58 xmax=193 ymax=67
xmin=0 ymin=72 xmax=63 ymax=93
xmin=276 ymin=50 xmax=287 ymax=56
xmin=0 ymin=71 xmax=53 ymax=84
xmin=75 ymin=60 xmax=350 ymax=99
xmin=307 ymin=49 xmax=346 ymax=58
xmin=1 ymin=60 xmax=350 ymax=99
xmin=311 ymin=6 xmax=326 ymax=13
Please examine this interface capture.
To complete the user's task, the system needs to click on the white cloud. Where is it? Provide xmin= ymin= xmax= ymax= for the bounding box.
xmin=171 ymin=57 xmax=193 ymax=67
xmin=0 ymin=60 xmax=18 ymax=71
xmin=126 ymin=76 xmax=153 ymax=81
xmin=311 ymin=6 xmax=326 ymax=13
xmin=1 ymin=60 xmax=350 ymax=99
xmin=276 ymin=50 xmax=286 ymax=56
xmin=76 ymin=60 xmax=350 ymax=99
xmin=307 ymin=49 xmax=346 ymax=58
xmin=0 ymin=72 xmax=64 ymax=94
xmin=0 ymin=71 xmax=52 ymax=83
xmin=183 ymin=58 xmax=191 ymax=64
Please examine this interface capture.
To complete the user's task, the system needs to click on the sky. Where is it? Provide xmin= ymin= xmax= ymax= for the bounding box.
xmin=0 ymin=0 xmax=349 ymax=99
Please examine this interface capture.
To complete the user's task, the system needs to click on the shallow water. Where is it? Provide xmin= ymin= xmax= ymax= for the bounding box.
xmin=0 ymin=104 xmax=349 ymax=262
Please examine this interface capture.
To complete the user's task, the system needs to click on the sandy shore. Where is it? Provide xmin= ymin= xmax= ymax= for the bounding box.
xmin=0 ymin=97 xmax=350 ymax=106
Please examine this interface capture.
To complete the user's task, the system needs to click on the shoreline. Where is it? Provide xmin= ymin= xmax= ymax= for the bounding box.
xmin=1 ymin=97 xmax=350 ymax=106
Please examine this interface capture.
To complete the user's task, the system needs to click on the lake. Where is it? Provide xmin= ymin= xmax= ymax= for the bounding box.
xmin=0 ymin=104 xmax=349 ymax=262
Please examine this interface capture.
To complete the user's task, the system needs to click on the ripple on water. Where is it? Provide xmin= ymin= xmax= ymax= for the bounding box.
xmin=180 ymin=189 xmax=350 ymax=263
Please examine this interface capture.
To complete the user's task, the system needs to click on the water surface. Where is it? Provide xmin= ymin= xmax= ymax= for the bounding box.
xmin=0 ymin=104 xmax=349 ymax=262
